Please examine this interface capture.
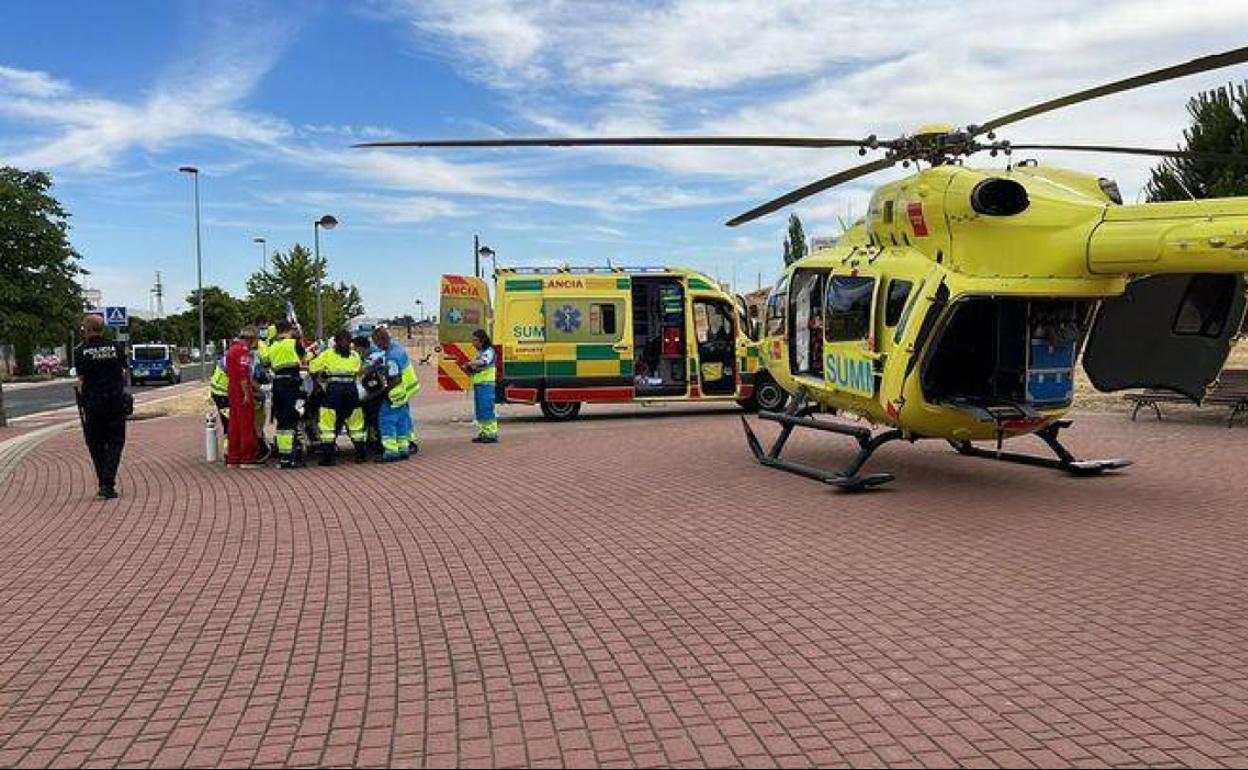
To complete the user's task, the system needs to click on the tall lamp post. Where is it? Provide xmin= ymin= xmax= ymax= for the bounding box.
xmin=252 ymin=236 xmax=267 ymax=271
xmin=415 ymin=299 xmax=425 ymax=359
xmin=178 ymin=165 xmax=206 ymax=380
xmin=313 ymin=214 xmax=338 ymax=343
xmin=478 ymin=245 xmax=497 ymax=277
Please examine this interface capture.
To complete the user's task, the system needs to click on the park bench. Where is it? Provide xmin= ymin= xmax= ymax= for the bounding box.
xmin=1124 ymin=369 xmax=1248 ymax=427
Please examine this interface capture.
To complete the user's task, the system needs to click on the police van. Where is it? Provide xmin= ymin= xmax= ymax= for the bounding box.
xmin=437 ymin=266 xmax=772 ymax=419
xmin=129 ymin=343 xmax=182 ymax=385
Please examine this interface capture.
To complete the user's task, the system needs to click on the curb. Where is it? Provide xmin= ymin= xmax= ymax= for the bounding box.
xmin=9 ymin=381 xmax=205 ymax=426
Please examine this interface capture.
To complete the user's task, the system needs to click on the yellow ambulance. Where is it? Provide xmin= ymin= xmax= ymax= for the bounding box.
xmin=437 ymin=266 xmax=773 ymax=419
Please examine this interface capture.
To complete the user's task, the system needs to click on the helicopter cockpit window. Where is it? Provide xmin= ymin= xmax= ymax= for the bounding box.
xmin=885 ymin=280 xmax=913 ymax=327
xmin=1173 ymin=274 xmax=1236 ymax=338
xmin=825 ymin=276 xmax=875 ymax=342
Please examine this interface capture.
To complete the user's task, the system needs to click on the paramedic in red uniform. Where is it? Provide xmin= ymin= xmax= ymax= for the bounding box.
xmin=225 ymin=327 xmax=259 ymax=465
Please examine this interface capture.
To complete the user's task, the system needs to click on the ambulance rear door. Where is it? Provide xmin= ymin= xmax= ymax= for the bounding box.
xmin=438 ymin=274 xmax=493 ymax=392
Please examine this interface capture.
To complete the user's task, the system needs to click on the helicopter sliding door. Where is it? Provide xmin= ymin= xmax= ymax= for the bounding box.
xmin=788 ymin=269 xmax=827 ymax=377
xmin=1083 ymin=273 xmax=1247 ymax=401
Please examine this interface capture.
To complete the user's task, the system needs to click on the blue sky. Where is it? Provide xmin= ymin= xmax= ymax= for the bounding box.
xmin=2 ymin=0 xmax=1247 ymax=318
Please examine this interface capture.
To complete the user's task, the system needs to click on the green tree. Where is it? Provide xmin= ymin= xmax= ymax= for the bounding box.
xmin=186 ymin=286 xmax=244 ymax=346
xmin=245 ymin=243 xmax=365 ymax=338
xmin=783 ymin=213 xmax=807 ymax=266
xmin=129 ymin=314 xmax=194 ymax=347
xmin=246 ymin=243 xmax=321 ymax=326
xmin=0 ymin=167 xmax=83 ymax=392
xmin=128 ymin=317 xmax=162 ymax=345
xmin=1146 ymin=81 xmax=1248 ymax=201
xmin=329 ymin=282 xmax=365 ymax=330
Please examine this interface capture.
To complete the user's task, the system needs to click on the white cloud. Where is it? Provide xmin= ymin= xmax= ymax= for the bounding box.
xmin=0 ymin=65 xmax=70 ymax=98
xmin=259 ymin=190 xmax=466 ymax=226
xmin=8 ymin=0 xmax=1248 ymax=238
xmin=398 ymin=0 xmax=547 ymax=82
xmin=0 ymin=10 xmax=295 ymax=170
xmin=377 ymin=0 xmax=1248 ymax=218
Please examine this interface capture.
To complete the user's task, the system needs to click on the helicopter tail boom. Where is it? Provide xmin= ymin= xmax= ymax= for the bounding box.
xmin=1088 ymin=198 xmax=1248 ymax=276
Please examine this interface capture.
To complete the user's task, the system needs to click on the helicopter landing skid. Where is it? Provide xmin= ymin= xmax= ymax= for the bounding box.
xmin=741 ymin=400 xmax=903 ymax=492
xmin=947 ymin=420 xmax=1132 ymax=476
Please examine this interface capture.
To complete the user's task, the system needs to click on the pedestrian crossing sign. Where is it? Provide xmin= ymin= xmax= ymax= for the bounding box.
xmin=104 ymin=306 xmax=128 ymax=328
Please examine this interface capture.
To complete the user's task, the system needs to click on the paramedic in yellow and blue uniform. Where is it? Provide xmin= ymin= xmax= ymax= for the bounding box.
xmin=371 ymin=326 xmax=420 ymax=462
xmin=465 ymin=329 xmax=499 ymax=444
xmin=309 ymin=330 xmax=367 ymax=466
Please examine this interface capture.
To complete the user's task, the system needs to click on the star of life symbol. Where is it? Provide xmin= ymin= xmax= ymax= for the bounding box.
xmin=554 ymin=305 xmax=581 ymax=333
xmin=447 ymin=308 xmax=464 ymax=324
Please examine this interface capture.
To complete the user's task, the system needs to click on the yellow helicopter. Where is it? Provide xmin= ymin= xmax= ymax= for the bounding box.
xmin=357 ymin=46 xmax=1248 ymax=490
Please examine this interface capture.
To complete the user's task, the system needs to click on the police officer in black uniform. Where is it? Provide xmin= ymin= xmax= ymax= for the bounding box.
xmin=74 ymin=314 xmax=129 ymax=499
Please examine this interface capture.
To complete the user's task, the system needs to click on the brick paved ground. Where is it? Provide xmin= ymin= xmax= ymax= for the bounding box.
xmin=1 ymin=389 xmax=1247 ymax=768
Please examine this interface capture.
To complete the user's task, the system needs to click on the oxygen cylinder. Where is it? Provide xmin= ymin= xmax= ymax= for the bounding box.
xmin=205 ymin=412 xmax=219 ymax=463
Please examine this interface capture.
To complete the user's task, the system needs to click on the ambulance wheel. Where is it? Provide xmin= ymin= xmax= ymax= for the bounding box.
xmin=540 ymin=400 xmax=582 ymax=421
xmin=754 ymin=375 xmax=788 ymax=413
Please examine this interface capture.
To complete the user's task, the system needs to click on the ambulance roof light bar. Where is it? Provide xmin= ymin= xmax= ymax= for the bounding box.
xmin=495 ymin=265 xmax=676 ymax=275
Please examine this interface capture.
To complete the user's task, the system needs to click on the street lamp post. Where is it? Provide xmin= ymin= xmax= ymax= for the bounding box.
xmin=415 ymin=299 xmax=425 ymax=359
xmin=313 ymin=214 xmax=338 ymax=343
xmin=478 ymin=245 xmax=497 ymax=277
xmin=252 ymin=236 xmax=267 ymax=271
xmin=178 ymin=165 xmax=206 ymax=381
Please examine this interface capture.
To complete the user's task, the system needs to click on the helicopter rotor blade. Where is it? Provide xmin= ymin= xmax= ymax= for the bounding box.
xmin=1001 ymin=143 xmax=1248 ymax=164
xmin=354 ymin=136 xmax=875 ymax=149
xmin=974 ymin=45 xmax=1248 ymax=136
xmin=725 ymin=157 xmax=897 ymax=227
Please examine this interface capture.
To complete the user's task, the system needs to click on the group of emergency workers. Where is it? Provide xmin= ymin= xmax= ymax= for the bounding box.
xmin=211 ymin=317 xmax=438 ymax=468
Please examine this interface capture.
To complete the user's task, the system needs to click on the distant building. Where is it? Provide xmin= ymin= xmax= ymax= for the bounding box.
xmin=742 ymin=287 xmax=771 ymax=336
xmin=810 ymin=235 xmax=839 ymax=251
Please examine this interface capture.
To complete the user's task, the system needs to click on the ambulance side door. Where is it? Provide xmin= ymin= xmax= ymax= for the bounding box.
xmin=542 ymin=279 xmax=632 ymax=392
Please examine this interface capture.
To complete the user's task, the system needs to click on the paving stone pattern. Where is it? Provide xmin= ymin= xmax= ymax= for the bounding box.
xmin=0 ymin=402 xmax=1246 ymax=768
